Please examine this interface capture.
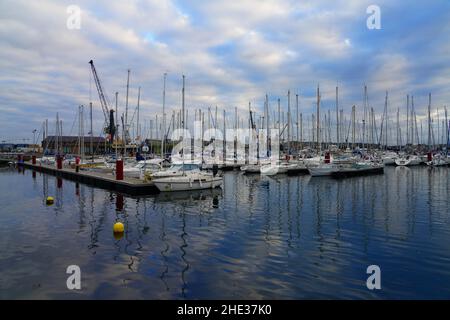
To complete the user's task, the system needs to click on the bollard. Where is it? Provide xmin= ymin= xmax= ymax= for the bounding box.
xmin=324 ymin=152 xmax=331 ymax=164
xmin=116 ymin=159 xmax=124 ymax=180
xmin=56 ymin=155 xmax=63 ymax=169
xmin=75 ymin=156 xmax=80 ymax=173
xmin=427 ymin=152 xmax=432 ymax=162
xmin=32 ymin=155 xmax=36 ymax=165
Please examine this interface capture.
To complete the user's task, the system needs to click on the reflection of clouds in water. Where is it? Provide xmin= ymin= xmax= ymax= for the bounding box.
xmin=1 ymin=167 xmax=450 ymax=298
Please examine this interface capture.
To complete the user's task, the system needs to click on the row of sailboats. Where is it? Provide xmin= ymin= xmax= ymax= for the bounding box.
xmin=34 ymin=61 xmax=449 ymax=190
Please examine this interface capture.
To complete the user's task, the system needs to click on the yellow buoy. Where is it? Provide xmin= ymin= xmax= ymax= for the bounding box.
xmin=46 ymin=196 xmax=54 ymax=205
xmin=113 ymin=222 xmax=124 ymax=233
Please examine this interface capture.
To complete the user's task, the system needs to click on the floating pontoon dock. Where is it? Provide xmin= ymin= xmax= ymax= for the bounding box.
xmin=23 ymin=162 xmax=158 ymax=195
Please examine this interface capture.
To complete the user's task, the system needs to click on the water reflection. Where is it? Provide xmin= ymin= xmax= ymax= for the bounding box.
xmin=0 ymin=166 xmax=450 ymax=299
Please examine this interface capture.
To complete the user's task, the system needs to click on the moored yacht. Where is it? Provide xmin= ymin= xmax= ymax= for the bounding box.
xmin=153 ymin=171 xmax=223 ymax=192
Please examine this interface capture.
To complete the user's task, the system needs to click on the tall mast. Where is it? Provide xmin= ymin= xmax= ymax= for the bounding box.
xmin=125 ymin=69 xmax=130 ymax=143
xmin=56 ymin=112 xmax=59 ymax=155
xmin=182 ymin=75 xmax=185 ymax=130
xmin=136 ymin=86 xmax=141 ymax=153
xmin=363 ymin=85 xmax=367 ymax=150
xmin=296 ymin=93 xmax=299 ymax=147
xmin=300 ymin=112 xmax=303 ymax=149
xmin=445 ymin=106 xmax=449 ymax=154
xmin=397 ymin=107 xmax=400 ymax=149
xmin=223 ymin=109 xmax=226 ymax=163
xmin=428 ymin=93 xmax=432 ymax=150
xmin=265 ymin=94 xmax=269 ymax=157
xmin=352 ymin=105 xmax=356 ymax=149
xmin=411 ymin=95 xmax=415 ymax=145
xmin=406 ymin=94 xmax=409 ymax=145
xmin=336 ymin=86 xmax=339 ymax=148
xmin=162 ymin=73 xmax=166 ymax=158
xmin=115 ymin=92 xmax=118 ymax=159
xmin=278 ymin=98 xmax=281 ymax=144
xmin=385 ymin=91 xmax=388 ymax=149
xmin=90 ymin=102 xmax=93 ymax=160
xmin=287 ymin=89 xmax=291 ymax=155
xmin=316 ymin=85 xmax=320 ymax=151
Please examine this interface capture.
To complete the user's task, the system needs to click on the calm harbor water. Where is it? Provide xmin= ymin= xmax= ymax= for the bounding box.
xmin=0 ymin=166 xmax=450 ymax=299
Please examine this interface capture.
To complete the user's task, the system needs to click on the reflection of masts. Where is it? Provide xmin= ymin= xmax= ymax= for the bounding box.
xmin=159 ymin=215 xmax=170 ymax=291
xmin=180 ymin=213 xmax=189 ymax=297
xmin=42 ymin=174 xmax=48 ymax=205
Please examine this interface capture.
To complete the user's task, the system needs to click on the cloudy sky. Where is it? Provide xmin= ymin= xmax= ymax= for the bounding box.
xmin=0 ymin=0 xmax=449 ymax=143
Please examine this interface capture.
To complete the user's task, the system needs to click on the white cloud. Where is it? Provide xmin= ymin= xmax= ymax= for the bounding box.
xmin=0 ymin=0 xmax=449 ymax=141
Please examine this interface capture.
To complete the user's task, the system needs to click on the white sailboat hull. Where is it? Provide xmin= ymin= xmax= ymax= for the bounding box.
xmin=154 ymin=175 xmax=223 ymax=192
xmin=240 ymin=164 xmax=261 ymax=173
xmin=260 ymin=164 xmax=288 ymax=175
xmin=308 ymin=165 xmax=335 ymax=176
xmin=395 ymin=156 xmax=421 ymax=166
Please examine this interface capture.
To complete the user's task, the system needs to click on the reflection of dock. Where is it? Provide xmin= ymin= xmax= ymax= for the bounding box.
xmin=23 ymin=162 xmax=158 ymax=195
xmin=154 ymin=188 xmax=222 ymax=203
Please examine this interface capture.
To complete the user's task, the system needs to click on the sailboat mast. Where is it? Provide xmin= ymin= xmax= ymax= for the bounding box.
xmin=162 ymin=73 xmax=166 ymax=159
xmin=287 ymin=90 xmax=291 ymax=155
xmin=125 ymin=69 xmax=130 ymax=144
xmin=406 ymin=94 xmax=409 ymax=145
xmin=336 ymin=86 xmax=339 ymax=148
xmin=428 ymin=93 xmax=432 ymax=150
xmin=316 ymin=85 xmax=320 ymax=151
xmin=90 ymin=102 xmax=93 ymax=160
xmin=115 ymin=92 xmax=118 ymax=159
xmin=296 ymin=93 xmax=299 ymax=147
xmin=182 ymin=75 xmax=185 ymax=130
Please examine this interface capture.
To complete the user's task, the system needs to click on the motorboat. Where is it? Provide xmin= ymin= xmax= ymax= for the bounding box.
xmin=123 ymin=158 xmax=164 ymax=178
xmin=150 ymin=162 xmax=202 ymax=179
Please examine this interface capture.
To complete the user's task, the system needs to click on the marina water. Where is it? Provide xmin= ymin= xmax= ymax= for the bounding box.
xmin=1 ymin=166 xmax=449 ymax=299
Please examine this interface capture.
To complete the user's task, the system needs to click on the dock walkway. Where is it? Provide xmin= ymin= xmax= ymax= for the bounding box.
xmin=23 ymin=162 xmax=158 ymax=195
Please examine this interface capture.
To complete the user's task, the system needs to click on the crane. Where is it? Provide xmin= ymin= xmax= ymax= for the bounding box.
xmin=88 ymin=60 xmax=115 ymax=143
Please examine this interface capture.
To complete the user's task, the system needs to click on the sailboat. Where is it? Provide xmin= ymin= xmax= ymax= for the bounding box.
xmin=153 ymin=170 xmax=223 ymax=192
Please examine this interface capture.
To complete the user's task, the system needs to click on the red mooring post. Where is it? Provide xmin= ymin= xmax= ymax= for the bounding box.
xmin=427 ymin=152 xmax=432 ymax=162
xmin=324 ymin=152 xmax=331 ymax=164
xmin=56 ymin=155 xmax=63 ymax=169
xmin=75 ymin=156 xmax=80 ymax=172
xmin=116 ymin=159 xmax=124 ymax=180
xmin=32 ymin=155 xmax=36 ymax=165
